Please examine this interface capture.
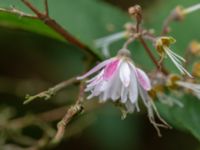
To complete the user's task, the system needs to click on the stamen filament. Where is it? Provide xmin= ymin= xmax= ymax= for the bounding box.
xmin=184 ymin=3 xmax=200 ymax=14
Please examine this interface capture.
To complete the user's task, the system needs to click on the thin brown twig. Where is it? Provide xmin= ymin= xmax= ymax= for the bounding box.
xmin=51 ymin=105 xmax=83 ymax=143
xmin=128 ymin=5 xmax=168 ymax=74
xmin=24 ymin=77 xmax=78 ymax=104
xmin=128 ymin=5 xmax=142 ymax=33
xmin=161 ymin=6 xmax=183 ymax=35
xmin=20 ymin=0 xmax=97 ymax=59
xmin=51 ymin=82 xmax=85 ymax=143
xmin=10 ymin=106 xmax=69 ymax=129
xmin=138 ymin=37 xmax=168 ymax=75
xmin=183 ymin=48 xmax=191 ymax=69
xmin=161 ymin=15 xmax=173 ymax=35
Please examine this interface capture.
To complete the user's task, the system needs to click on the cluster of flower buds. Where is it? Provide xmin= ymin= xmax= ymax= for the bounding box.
xmin=77 ymin=3 xmax=200 ymax=136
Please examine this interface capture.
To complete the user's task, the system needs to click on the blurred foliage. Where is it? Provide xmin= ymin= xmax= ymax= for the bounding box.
xmin=0 ymin=0 xmax=200 ymax=150
xmin=157 ymin=95 xmax=200 ymax=141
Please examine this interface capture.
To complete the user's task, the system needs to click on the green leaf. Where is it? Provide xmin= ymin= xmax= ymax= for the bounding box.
xmin=157 ymin=95 xmax=200 ymax=141
xmin=0 ymin=12 xmax=64 ymax=41
xmin=0 ymin=0 xmax=130 ymax=58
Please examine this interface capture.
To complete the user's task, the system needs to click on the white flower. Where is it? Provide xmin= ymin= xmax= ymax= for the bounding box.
xmin=176 ymin=81 xmax=200 ymax=99
xmin=77 ymin=49 xmax=151 ymax=105
xmin=95 ymin=31 xmax=127 ymax=57
xmin=155 ymin=36 xmax=192 ymax=77
xmin=77 ymin=49 xmax=169 ymax=136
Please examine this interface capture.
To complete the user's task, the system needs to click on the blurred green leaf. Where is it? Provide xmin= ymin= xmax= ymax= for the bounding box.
xmin=0 ymin=0 xmax=130 ymax=58
xmin=0 ymin=12 xmax=64 ymax=41
xmin=157 ymin=95 xmax=200 ymax=141
xmin=90 ymin=104 xmax=140 ymax=150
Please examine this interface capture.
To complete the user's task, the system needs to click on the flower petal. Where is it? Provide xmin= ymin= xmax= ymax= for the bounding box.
xmin=109 ymin=68 xmax=121 ymax=101
xmin=129 ymin=70 xmax=138 ymax=103
xmin=77 ymin=58 xmax=114 ymax=80
xmin=86 ymin=70 xmax=104 ymax=83
xmin=103 ymin=59 xmax=120 ymax=80
xmin=119 ymin=62 xmax=131 ymax=87
xmin=86 ymin=70 xmax=104 ymax=88
xmin=121 ymin=86 xmax=128 ymax=103
xmin=135 ymin=68 xmax=151 ymax=91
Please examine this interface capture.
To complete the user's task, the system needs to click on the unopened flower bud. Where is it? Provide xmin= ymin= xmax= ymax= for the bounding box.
xmin=128 ymin=5 xmax=142 ymax=16
xmin=171 ymin=6 xmax=185 ymax=21
xmin=128 ymin=5 xmax=142 ymax=24
xmin=189 ymin=41 xmax=200 ymax=56
xmin=124 ymin=22 xmax=135 ymax=32
xmin=192 ymin=62 xmax=200 ymax=77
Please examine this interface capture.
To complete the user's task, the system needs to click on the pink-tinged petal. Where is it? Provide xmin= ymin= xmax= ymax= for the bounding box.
xmin=86 ymin=70 xmax=104 ymax=88
xmin=135 ymin=68 xmax=151 ymax=91
xmin=93 ymin=80 xmax=108 ymax=95
xmin=119 ymin=62 xmax=131 ymax=87
xmin=77 ymin=58 xmax=114 ymax=80
xmin=103 ymin=59 xmax=120 ymax=80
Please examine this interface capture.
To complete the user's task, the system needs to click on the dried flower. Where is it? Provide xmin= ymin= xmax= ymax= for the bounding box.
xmin=176 ymin=80 xmax=200 ymax=99
xmin=170 ymin=4 xmax=200 ymax=22
xmin=166 ymin=74 xmax=200 ymax=100
xmin=155 ymin=36 xmax=192 ymax=77
xmin=151 ymin=73 xmax=183 ymax=107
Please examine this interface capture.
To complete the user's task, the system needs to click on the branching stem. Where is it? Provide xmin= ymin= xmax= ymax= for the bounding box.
xmin=24 ymin=77 xmax=78 ymax=104
xmin=51 ymin=82 xmax=85 ymax=143
xmin=20 ymin=0 xmax=97 ymax=58
xmin=138 ymin=37 xmax=168 ymax=75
